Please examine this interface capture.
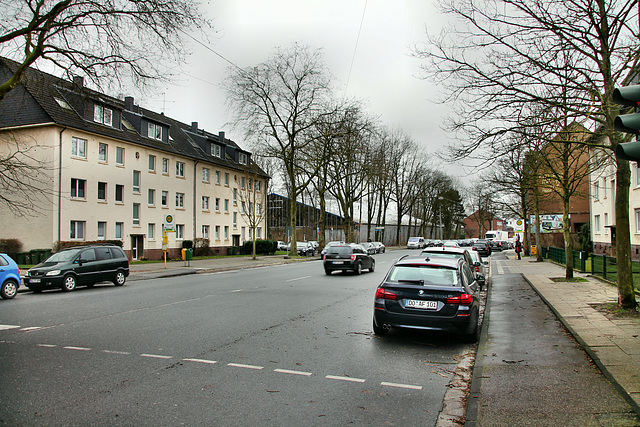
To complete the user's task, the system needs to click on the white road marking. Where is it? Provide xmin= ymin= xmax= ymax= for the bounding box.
xmin=230 ymin=289 xmax=243 ymax=293
xmin=326 ymin=375 xmax=366 ymax=383
xmin=64 ymin=346 xmax=91 ymax=351
xmin=0 ymin=325 xmax=20 ymax=330
xmin=381 ymin=382 xmax=423 ymax=390
xmin=37 ymin=344 xmax=56 ymax=348
xmin=496 ymin=263 xmax=504 ymax=275
xmin=20 ymin=327 xmax=42 ymax=332
xmin=102 ymin=350 xmax=130 ymax=355
xmin=285 ymin=276 xmax=311 ymax=283
xmin=183 ymin=358 xmax=217 ymax=365
xmin=274 ymin=368 xmax=313 ymax=376
xmin=227 ymin=363 xmax=264 ymax=370
xmin=140 ymin=353 xmax=173 ymax=359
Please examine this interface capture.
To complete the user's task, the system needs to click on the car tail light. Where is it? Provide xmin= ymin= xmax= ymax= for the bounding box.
xmin=350 ymin=254 xmax=357 ymax=261
xmin=375 ymin=288 xmax=397 ymax=300
xmin=474 ymin=265 xmax=480 ymax=273
xmin=323 ymin=255 xmax=327 ymax=261
xmin=446 ymin=294 xmax=473 ymax=305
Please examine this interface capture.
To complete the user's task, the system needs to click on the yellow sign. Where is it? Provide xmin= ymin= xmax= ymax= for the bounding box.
xmin=164 ymin=214 xmax=175 ymax=231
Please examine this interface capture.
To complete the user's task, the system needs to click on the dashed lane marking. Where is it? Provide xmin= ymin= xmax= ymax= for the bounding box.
xmin=183 ymin=358 xmax=217 ymax=365
xmin=381 ymin=382 xmax=423 ymax=390
xmin=285 ymin=276 xmax=311 ymax=283
xmin=227 ymin=363 xmax=264 ymax=370
xmin=326 ymin=375 xmax=366 ymax=383
xmin=0 ymin=325 xmax=20 ymax=330
xmin=64 ymin=346 xmax=91 ymax=351
xmin=230 ymin=289 xmax=243 ymax=293
xmin=102 ymin=350 xmax=130 ymax=355
xmin=140 ymin=354 xmax=173 ymax=359
xmin=20 ymin=327 xmax=41 ymax=332
xmin=37 ymin=344 xmax=56 ymax=348
xmin=274 ymin=368 xmax=313 ymax=376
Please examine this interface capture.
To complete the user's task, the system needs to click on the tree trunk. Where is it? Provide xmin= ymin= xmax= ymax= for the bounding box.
xmin=615 ymin=158 xmax=637 ymax=309
xmin=534 ymin=188 xmax=543 ymax=262
xmin=563 ymin=197 xmax=574 ymax=279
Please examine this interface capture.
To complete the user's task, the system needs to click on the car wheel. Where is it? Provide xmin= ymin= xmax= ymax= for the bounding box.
xmin=369 ymin=259 xmax=375 ymax=272
xmin=373 ymin=318 xmax=388 ymax=336
xmin=1 ymin=280 xmax=18 ymax=299
xmin=355 ymin=262 xmax=362 ymax=275
xmin=324 ymin=269 xmax=331 ymax=275
xmin=464 ymin=317 xmax=480 ymax=343
xmin=113 ymin=271 xmax=126 ymax=286
xmin=61 ymin=275 xmax=77 ymax=292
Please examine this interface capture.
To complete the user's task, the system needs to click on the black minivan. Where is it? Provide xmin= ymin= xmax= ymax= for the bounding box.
xmin=25 ymin=244 xmax=129 ymax=292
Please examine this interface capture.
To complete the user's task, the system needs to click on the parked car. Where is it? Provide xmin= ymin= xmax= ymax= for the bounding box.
xmin=407 ymin=237 xmax=426 ymax=249
xmin=472 ymin=239 xmax=491 ymax=257
xmin=25 ymin=244 xmax=129 ymax=292
xmin=277 ymin=241 xmax=287 ymax=251
xmin=360 ymin=242 xmax=377 ymax=255
xmin=323 ymin=244 xmax=375 ymax=275
xmin=468 ymin=250 xmax=487 ymax=291
xmin=420 ymin=246 xmax=478 ymax=279
xmin=0 ymin=253 xmax=21 ymax=299
xmin=442 ymin=240 xmax=460 ymax=248
xmin=373 ymin=255 xmax=480 ymax=342
xmin=371 ymin=242 xmax=386 ymax=253
xmin=296 ymin=242 xmax=316 ymax=257
xmin=489 ymin=240 xmax=505 ymax=252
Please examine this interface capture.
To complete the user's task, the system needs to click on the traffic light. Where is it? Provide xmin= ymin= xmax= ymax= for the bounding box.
xmin=613 ymin=84 xmax=640 ymax=161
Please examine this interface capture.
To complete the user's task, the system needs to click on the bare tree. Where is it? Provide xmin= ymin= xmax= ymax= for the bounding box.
xmin=234 ymin=162 xmax=268 ymax=260
xmin=224 ymin=44 xmax=335 ymax=255
xmin=0 ymin=0 xmax=207 ymax=101
xmin=416 ymin=0 xmax=639 ymax=308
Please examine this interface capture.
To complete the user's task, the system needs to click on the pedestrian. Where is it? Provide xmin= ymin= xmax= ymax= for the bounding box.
xmin=515 ymin=235 xmax=522 ymax=260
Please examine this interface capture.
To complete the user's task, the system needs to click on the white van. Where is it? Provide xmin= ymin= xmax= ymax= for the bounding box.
xmin=407 ymin=237 xmax=426 ymax=249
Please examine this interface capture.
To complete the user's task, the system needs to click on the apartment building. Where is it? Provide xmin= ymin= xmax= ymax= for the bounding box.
xmin=0 ymin=58 xmax=269 ymax=260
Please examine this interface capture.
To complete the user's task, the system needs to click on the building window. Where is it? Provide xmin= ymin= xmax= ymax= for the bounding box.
xmin=257 ymin=227 xmax=262 ymax=239
xmin=71 ymin=137 xmax=87 ymax=158
xmin=593 ymin=181 xmax=599 ymax=200
xmin=94 ymin=104 xmax=113 ymax=126
xmin=148 ymin=189 xmax=155 ymax=205
xmin=97 ymin=221 xmax=106 ymax=240
xmin=115 ymin=222 xmax=123 ymax=239
xmin=212 ymin=144 xmax=222 ymax=158
xmin=98 ymin=182 xmax=107 ymax=201
xmin=162 ymin=190 xmax=168 ymax=207
xmin=224 ymin=226 xmax=229 ymax=240
xmin=202 ymin=225 xmax=209 ymax=239
xmin=224 ymin=199 xmax=229 ymax=212
xmin=224 ymin=172 xmax=229 ymax=186
xmin=162 ymin=158 xmax=169 ymax=174
xmin=202 ymin=167 xmax=210 ymax=183
xmin=133 ymin=203 xmax=140 ymax=225
xmin=176 ymin=161 xmax=185 ymax=177
xmin=241 ymin=226 xmax=246 ymax=240
xmin=202 ymin=196 xmax=210 ymax=210
xmin=248 ymin=179 xmax=252 ymax=191
xmin=233 ymin=212 xmax=237 ymax=228
xmin=215 ymin=225 xmax=220 ymax=240
xmin=233 ymin=188 xmax=237 ymax=204
xmin=636 ymin=209 xmax=640 ymax=233
xmin=215 ymin=170 xmax=220 ymax=185
xmin=99 ymin=143 xmax=108 ymax=162
xmin=241 ymin=176 xmax=245 ymax=189
xmin=70 ymin=221 xmax=85 ymax=240
xmin=257 ymin=203 xmax=262 ymax=215
xmin=148 ymin=223 xmax=155 ymax=240
xmin=115 ymin=184 xmax=124 ymax=203
xmin=148 ymin=122 xmax=162 ymax=140
xmin=241 ymin=201 xmax=246 ymax=213
xmin=176 ymin=224 xmax=184 ymax=239
xmin=149 ymin=155 xmax=156 ymax=172
xmin=133 ymin=170 xmax=141 ymax=193
xmin=71 ymin=178 xmax=86 ymax=199
xmin=594 ymin=215 xmax=601 ymax=233
xmin=215 ymin=198 xmax=220 ymax=211
xmin=256 ymin=181 xmax=262 ymax=192
xmin=636 ymin=164 xmax=640 ymax=187
xmin=116 ymin=147 xmax=125 ymax=166
xmin=238 ymin=152 xmax=248 ymax=165
xmin=176 ymin=192 xmax=184 ymax=208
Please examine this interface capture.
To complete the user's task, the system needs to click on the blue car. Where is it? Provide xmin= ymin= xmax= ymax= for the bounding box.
xmin=0 ymin=253 xmax=21 ymax=299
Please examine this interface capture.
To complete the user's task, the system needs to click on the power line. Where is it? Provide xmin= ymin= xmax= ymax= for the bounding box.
xmin=344 ymin=0 xmax=368 ymax=98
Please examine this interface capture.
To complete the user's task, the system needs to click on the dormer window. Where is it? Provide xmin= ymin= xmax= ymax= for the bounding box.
xmin=148 ymin=122 xmax=163 ymax=141
xmin=212 ymin=144 xmax=222 ymax=158
xmin=94 ymin=104 xmax=113 ymax=126
xmin=238 ymin=152 xmax=248 ymax=165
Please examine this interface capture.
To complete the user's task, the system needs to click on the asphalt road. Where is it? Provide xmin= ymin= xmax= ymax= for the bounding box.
xmin=0 ymin=250 xmax=475 ymax=426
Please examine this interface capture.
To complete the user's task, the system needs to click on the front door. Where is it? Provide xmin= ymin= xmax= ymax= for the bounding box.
xmin=233 ymin=235 xmax=240 ymax=247
xmin=131 ymin=235 xmax=144 ymax=260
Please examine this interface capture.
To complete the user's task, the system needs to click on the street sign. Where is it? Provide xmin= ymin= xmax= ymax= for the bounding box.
xmin=164 ymin=214 xmax=175 ymax=231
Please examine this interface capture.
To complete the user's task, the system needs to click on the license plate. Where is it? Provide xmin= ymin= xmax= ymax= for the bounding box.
xmin=332 ymin=261 xmax=344 ymax=264
xmin=405 ymin=299 xmax=437 ymax=310
xmin=29 ymin=278 xmax=41 ymax=284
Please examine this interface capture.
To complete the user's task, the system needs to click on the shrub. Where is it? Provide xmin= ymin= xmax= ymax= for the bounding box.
xmin=241 ymin=239 xmax=277 ymax=255
xmin=194 ymin=238 xmax=211 ymax=256
xmin=0 ymin=238 xmax=23 ymax=261
xmin=182 ymin=240 xmax=193 ymax=249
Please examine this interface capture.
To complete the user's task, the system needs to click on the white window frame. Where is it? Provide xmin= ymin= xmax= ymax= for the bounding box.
xmin=202 ymin=225 xmax=209 ymax=239
xmin=215 ymin=198 xmax=220 ymax=211
xmin=224 ymin=173 xmax=229 ymax=186
xmin=257 ymin=227 xmax=262 ymax=239
xmin=215 ymin=225 xmax=220 ymax=240
xmin=94 ymin=104 xmax=113 ymax=126
xmin=636 ymin=209 xmax=640 ymax=233
xmin=148 ymin=122 xmax=162 ymax=140
xmin=202 ymin=196 xmax=210 ymax=211
xmin=71 ymin=137 xmax=87 ymax=159
xmin=115 ymin=184 xmax=124 ymax=203
xmin=133 ymin=170 xmax=141 ymax=193
xmin=162 ymin=190 xmax=168 ymax=207
xmin=133 ymin=203 xmax=140 ymax=226
xmin=148 ymin=189 xmax=155 ymax=206
xmin=115 ymin=222 xmax=123 ymax=239
xmin=71 ymin=178 xmax=86 ymax=199
xmin=116 ymin=147 xmax=125 ymax=166
xmin=594 ymin=214 xmax=601 ymax=233
xmin=98 ymin=182 xmax=107 ymax=201
xmin=215 ymin=171 xmax=220 ymax=185
xmin=148 ymin=223 xmax=155 ymax=240
xmin=233 ymin=212 xmax=237 ymax=228
xmin=70 ymin=220 xmax=85 ymax=240
xmin=176 ymin=192 xmax=185 ymax=208
xmin=224 ymin=199 xmax=229 ymax=212
xmin=594 ymin=181 xmax=600 ymax=200
xmin=162 ymin=158 xmax=169 ymax=175
xmin=97 ymin=221 xmax=106 ymax=240
xmin=98 ymin=143 xmax=108 ymax=162
xmin=203 ymin=167 xmax=210 ymax=183
xmin=224 ymin=226 xmax=229 ymax=240
xmin=176 ymin=224 xmax=184 ymax=239
xmin=149 ymin=154 xmax=156 ymax=172
xmin=176 ymin=161 xmax=185 ymax=177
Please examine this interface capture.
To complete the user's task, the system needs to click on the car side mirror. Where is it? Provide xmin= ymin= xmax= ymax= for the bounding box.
xmin=75 ymin=258 xmax=83 ymax=266
xmin=483 ymin=261 xmax=489 ymax=265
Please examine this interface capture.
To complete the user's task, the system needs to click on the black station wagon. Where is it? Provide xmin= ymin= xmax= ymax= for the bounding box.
xmin=323 ymin=244 xmax=375 ymax=275
xmin=25 ymin=244 xmax=129 ymax=293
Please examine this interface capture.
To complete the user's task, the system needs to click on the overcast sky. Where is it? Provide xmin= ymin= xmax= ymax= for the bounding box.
xmin=139 ymin=0 xmax=467 ymax=177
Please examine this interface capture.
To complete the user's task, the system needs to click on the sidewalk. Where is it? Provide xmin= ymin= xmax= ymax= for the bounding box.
xmin=467 ymin=255 xmax=640 ymax=426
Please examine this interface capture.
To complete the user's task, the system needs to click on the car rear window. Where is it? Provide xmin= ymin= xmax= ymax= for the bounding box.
xmin=388 ymin=265 xmax=459 ymax=286
xmin=421 ymin=252 xmax=463 ymax=260
xmin=327 ymin=246 xmax=353 ymax=255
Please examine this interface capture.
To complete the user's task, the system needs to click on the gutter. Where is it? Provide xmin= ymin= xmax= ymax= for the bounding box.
xmin=58 ymin=126 xmax=66 ymax=243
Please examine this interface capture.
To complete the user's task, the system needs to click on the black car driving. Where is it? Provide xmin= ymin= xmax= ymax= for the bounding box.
xmin=323 ymin=244 xmax=375 ymax=275
xmin=373 ymin=255 xmax=480 ymax=342
xmin=472 ymin=239 xmax=491 ymax=257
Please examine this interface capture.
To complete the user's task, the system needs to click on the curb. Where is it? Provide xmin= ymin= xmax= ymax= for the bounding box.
xmin=524 ymin=275 xmax=640 ymax=419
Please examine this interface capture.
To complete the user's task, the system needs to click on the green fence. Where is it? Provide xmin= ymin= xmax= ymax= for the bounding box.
xmin=543 ymin=246 xmax=640 ymax=289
